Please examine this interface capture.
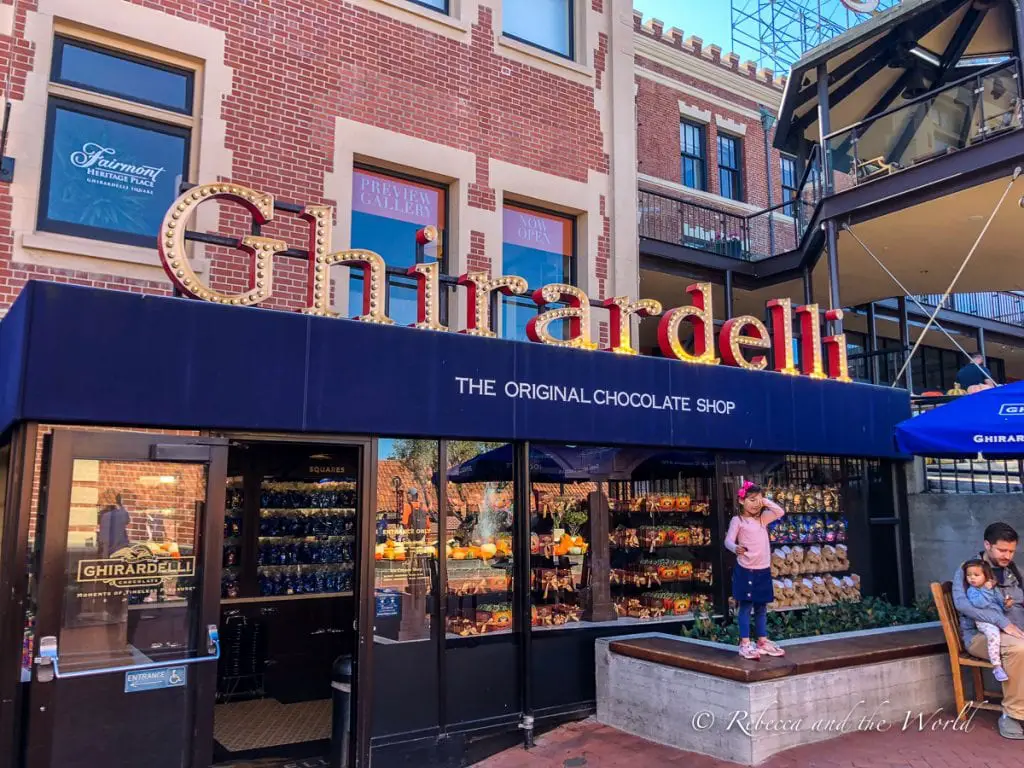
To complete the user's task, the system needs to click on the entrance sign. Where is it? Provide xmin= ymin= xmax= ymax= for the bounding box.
xmin=159 ymin=183 xmax=853 ymax=383
xmin=124 ymin=666 xmax=187 ymax=693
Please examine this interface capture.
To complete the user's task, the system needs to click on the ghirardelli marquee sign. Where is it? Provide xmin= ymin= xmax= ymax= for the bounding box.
xmin=77 ymin=544 xmax=196 ymax=589
xmin=158 ymin=183 xmax=851 ymax=383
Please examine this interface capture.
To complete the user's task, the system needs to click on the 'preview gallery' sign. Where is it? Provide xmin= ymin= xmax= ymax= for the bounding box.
xmin=157 ymin=183 xmax=852 ymax=383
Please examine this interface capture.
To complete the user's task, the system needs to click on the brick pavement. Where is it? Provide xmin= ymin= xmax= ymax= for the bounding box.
xmin=476 ymin=713 xmax=1019 ymax=768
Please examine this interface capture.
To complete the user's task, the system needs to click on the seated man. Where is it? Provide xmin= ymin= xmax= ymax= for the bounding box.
xmin=953 ymin=521 xmax=1024 ymax=738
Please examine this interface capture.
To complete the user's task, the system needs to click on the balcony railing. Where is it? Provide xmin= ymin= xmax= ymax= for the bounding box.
xmin=825 ymin=60 xmax=1022 ymax=186
xmin=915 ymin=291 xmax=1024 ymax=327
xmin=639 ymin=146 xmax=824 ymax=261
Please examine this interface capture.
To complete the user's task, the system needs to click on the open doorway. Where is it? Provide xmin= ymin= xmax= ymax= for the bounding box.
xmin=212 ymin=440 xmax=362 ymax=764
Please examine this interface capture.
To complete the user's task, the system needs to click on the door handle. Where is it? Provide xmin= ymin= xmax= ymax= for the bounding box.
xmin=38 ymin=625 xmax=222 ymax=680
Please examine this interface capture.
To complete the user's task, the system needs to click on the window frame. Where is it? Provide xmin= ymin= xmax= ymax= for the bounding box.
xmin=38 ymin=29 xmax=200 ymax=248
xmin=350 ymin=164 xmax=452 ymax=324
xmin=407 ymin=0 xmax=450 ymax=15
xmin=502 ymin=0 xmax=576 ymax=61
xmin=780 ymin=154 xmax=798 ymax=216
xmin=679 ymin=120 xmax=707 ymax=192
xmin=716 ymin=133 xmax=743 ymax=202
xmin=500 ymin=200 xmax=578 ymax=341
xmin=37 ymin=96 xmax=192 ymax=249
xmin=50 ymin=35 xmax=195 ymax=116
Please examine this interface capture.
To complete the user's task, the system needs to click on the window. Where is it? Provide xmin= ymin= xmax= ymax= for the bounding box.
xmin=717 ymin=134 xmax=743 ymax=201
xmin=350 ymin=168 xmax=448 ymax=326
xmin=38 ymin=36 xmax=195 ymax=247
xmin=780 ymin=155 xmax=798 ymax=216
xmin=504 ymin=0 xmax=573 ymax=59
xmin=680 ymin=121 xmax=706 ymax=191
xmin=411 ymin=0 xmax=448 ymax=12
xmin=501 ymin=203 xmax=575 ymax=341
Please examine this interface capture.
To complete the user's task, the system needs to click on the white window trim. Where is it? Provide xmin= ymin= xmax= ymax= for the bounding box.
xmin=715 ymin=114 xmax=747 ymax=136
xmin=679 ymin=100 xmax=711 ymax=124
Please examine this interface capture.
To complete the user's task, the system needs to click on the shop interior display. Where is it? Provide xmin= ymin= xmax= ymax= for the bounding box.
xmin=608 ymin=478 xmax=716 ymax=620
xmin=765 ymin=481 xmax=861 ymax=609
xmin=222 ymin=480 xmax=356 ymax=599
xmin=444 ymin=483 xmax=515 ymax=637
xmin=530 ymin=492 xmax=589 ymax=628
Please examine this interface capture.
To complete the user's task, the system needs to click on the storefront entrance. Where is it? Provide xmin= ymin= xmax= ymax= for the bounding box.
xmin=24 ymin=431 xmax=227 ymax=768
xmin=19 ymin=430 xmax=371 ymax=768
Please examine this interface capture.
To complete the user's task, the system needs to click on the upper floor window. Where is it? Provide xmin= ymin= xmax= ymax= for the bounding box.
xmin=680 ymin=121 xmax=706 ymax=191
xmin=717 ymin=134 xmax=742 ymax=201
xmin=38 ymin=37 xmax=195 ymax=248
xmin=504 ymin=0 xmax=574 ymax=59
xmin=350 ymin=167 xmax=448 ymax=327
xmin=780 ymin=155 xmax=798 ymax=216
xmin=501 ymin=203 xmax=575 ymax=341
xmin=411 ymin=0 xmax=448 ymax=12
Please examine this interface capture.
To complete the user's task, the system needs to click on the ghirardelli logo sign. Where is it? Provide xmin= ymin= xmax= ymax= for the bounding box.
xmin=839 ymin=0 xmax=880 ymax=12
xmin=77 ymin=543 xmax=196 ymax=589
xmin=70 ymin=142 xmax=166 ymax=188
xmin=158 ymin=182 xmax=853 ymax=383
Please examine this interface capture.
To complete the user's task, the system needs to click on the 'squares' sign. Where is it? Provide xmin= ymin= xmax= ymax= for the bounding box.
xmin=158 ymin=183 xmax=851 ymax=383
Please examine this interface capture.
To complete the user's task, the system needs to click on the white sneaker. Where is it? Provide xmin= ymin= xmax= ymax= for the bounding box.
xmin=738 ymin=642 xmax=761 ymax=660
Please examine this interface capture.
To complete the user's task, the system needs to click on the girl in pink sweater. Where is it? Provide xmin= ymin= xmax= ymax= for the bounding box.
xmin=724 ymin=481 xmax=786 ymax=660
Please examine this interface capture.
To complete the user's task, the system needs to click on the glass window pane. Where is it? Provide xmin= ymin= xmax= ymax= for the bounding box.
xmin=55 ymin=39 xmax=191 ymax=113
xmin=39 ymin=104 xmax=189 ymax=246
xmin=375 ymin=439 xmax=440 ymax=642
xmin=445 ymin=442 xmax=514 ymax=636
xmin=63 ymin=460 xmax=206 ymax=673
xmin=350 ymin=169 xmax=446 ymax=322
xmin=503 ymin=0 xmax=572 ymax=57
xmin=501 ymin=204 xmax=573 ymax=341
xmin=411 ymin=0 xmax=447 ymax=10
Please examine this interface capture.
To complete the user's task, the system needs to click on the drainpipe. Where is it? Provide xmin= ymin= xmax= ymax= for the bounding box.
xmin=760 ymin=106 xmax=777 ymax=257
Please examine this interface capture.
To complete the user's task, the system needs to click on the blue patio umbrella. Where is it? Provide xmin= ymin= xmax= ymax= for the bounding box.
xmin=895 ymin=382 xmax=1024 ymax=457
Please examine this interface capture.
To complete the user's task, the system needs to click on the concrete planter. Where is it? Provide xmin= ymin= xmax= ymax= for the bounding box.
xmin=596 ymin=623 xmax=953 ymax=765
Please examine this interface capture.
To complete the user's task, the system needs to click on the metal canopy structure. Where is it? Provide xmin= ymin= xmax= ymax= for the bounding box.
xmin=731 ymin=0 xmax=902 ymax=73
xmin=774 ymin=0 xmax=1019 ymax=152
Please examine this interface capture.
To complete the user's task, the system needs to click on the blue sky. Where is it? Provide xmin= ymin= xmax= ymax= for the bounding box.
xmin=632 ymin=1 xmax=732 ymax=51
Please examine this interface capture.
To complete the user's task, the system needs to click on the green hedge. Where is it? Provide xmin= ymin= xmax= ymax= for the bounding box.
xmin=682 ymin=597 xmax=939 ymax=645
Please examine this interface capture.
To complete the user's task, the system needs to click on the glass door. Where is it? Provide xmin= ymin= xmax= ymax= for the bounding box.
xmin=24 ymin=430 xmax=227 ymax=768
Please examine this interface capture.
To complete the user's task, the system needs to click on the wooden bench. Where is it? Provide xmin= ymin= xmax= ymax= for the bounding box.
xmin=608 ymin=625 xmax=944 ymax=683
xmin=931 ymin=581 xmax=1003 ymax=714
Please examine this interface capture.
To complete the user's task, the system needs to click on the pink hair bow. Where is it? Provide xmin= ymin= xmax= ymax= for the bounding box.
xmin=737 ymin=481 xmax=756 ymax=500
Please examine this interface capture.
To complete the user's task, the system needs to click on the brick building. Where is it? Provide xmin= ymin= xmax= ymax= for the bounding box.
xmin=0 ymin=0 xmax=638 ymax=328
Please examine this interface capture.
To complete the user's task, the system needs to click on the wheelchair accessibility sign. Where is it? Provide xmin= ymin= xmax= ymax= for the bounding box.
xmin=125 ymin=666 xmax=187 ymax=693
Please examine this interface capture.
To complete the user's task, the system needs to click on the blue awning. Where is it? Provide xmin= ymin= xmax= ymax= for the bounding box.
xmin=0 ymin=281 xmax=911 ymax=458
xmin=895 ymin=382 xmax=1024 ymax=456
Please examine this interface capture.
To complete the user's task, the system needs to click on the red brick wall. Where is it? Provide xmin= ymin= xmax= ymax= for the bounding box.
xmin=634 ymin=21 xmax=790 ymax=214
xmin=0 ymin=0 xmax=611 ymax=309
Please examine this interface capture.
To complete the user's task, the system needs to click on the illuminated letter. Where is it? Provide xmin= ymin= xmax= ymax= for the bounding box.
xmin=603 ymin=297 xmax=662 ymax=355
xmin=408 ymin=260 xmax=447 ymax=332
xmin=300 ymin=204 xmax=391 ymax=323
xmin=657 ymin=282 xmax=719 ymax=365
xmin=719 ymin=316 xmax=771 ymax=371
xmin=526 ymin=284 xmax=599 ymax=349
xmin=796 ymin=304 xmax=826 ymax=379
xmin=158 ymin=183 xmax=287 ymax=305
xmin=823 ymin=309 xmax=852 ymax=382
xmin=766 ymin=298 xmax=799 ymax=375
xmin=458 ymin=272 xmax=528 ymax=337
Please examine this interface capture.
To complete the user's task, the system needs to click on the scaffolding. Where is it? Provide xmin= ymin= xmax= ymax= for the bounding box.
xmin=730 ymin=0 xmax=902 ymax=74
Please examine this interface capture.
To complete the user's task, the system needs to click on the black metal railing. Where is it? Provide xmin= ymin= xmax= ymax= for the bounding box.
xmin=825 ymin=59 xmax=1022 ymax=186
xmin=911 ymin=395 xmax=1024 ymax=494
xmin=639 ymin=146 xmax=824 ymax=261
xmin=916 ymin=292 xmax=1024 ymax=327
